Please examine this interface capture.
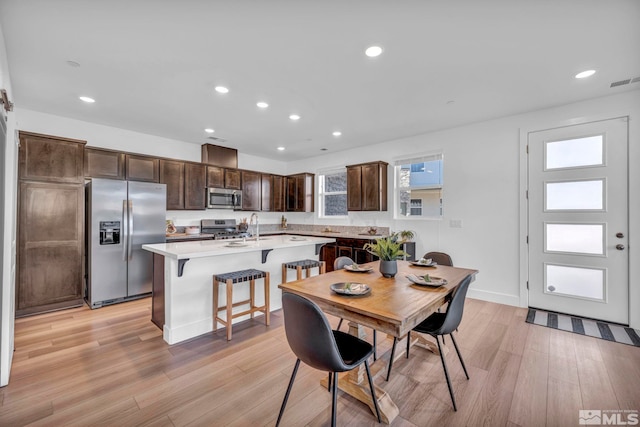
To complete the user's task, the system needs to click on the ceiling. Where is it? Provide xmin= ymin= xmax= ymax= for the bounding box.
xmin=1 ymin=1 xmax=639 ymax=162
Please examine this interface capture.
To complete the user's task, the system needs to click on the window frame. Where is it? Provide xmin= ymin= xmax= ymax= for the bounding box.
xmin=318 ymin=168 xmax=349 ymax=218
xmin=393 ymin=152 xmax=444 ymax=220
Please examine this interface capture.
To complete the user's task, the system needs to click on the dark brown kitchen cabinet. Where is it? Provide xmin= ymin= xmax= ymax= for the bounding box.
xmin=272 ymin=175 xmax=286 ymax=212
xmin=242 ymin=170 xmax=261 ymax=211
xmin=84 ymin=147 xmax=125 ymax=180
xmin=17 ymin=132 xmax=86 ymax=316
xmin=18 ymin=131 xmax=85 ymax=184
xmin=286 ymin=173 xmax=314 ymax=212
xmin=184 ymin=162 xmax=207 ymax=210
xmin=17 ymin=182 xmax=85 ymax=316
xmin=346 ymin=161 xmax=388 ymax=211
xmin=160 ymin=159 xmax=185 ymax=210
xmin=225 ymin=169 xmax=241 ymax=190
xmin=126 ymin=154 xmax=160 ymax=182
xmin=319 ymin=244 xmax=337 ymax=272
xmin=201 ymin=143 xmax=238 ymax=168
xmin=206 ymin=165 xmax=224 ymax=188
xmin=261 ymin=174 xmax=273 ymax=211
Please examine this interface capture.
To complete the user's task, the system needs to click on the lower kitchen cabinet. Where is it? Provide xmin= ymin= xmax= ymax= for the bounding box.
xmin=320 ymin=238 xmax=415 ymax=272
xmin=16 ymin=181 xmax=84 ymax=316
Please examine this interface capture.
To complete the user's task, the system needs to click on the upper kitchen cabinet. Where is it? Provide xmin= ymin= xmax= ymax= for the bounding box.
xmin=272 ymin=175 xmax=286 ymax=212
xmin=241 ymin=170 xmax=261 ymax=211
xmin=160 ymin=160 xmax=206 ymax=210
xmin=261 ymin=174 xmax=273 ymax=211
xmin=159 ymin=159 xmax=185 ymax=210
xmin=206 ymin=165 xmax=224 ymax=188
xmin=125 ymin=154 xmax=160 ymax=182
xmin=201 ymin=143 xmax=238 ymax=168
xmin=346 ymin=161 xmax=388 ymax=211
xmin=225 ymin=169 xmax=242 ymax=190
xmin=19 ymin=131 xmax=85 ymax=184
xmin=184 ymin=162 xmax=207 ymax=210
xmin=84 ymin=147 xmax=125 ymax=180
xmin=286 ymin=173 xmax=314 ymax=212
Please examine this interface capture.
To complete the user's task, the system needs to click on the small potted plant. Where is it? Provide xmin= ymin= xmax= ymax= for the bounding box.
xmin=363 ymin=232 xmax=408 ymax=278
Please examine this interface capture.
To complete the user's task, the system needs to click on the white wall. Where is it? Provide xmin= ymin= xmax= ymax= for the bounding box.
xmin=0 ymin=19 xmax=17 ymax=387
xmin=293 ymin=90 xmax=640 ymax=326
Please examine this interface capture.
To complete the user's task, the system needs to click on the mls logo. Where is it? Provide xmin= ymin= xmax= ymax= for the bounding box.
xmin=580 ymin=410 xmax=602 ymax=425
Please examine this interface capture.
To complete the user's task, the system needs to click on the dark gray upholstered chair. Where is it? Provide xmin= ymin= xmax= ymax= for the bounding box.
xmin=423 ymin=251 xmax=453 ymax=266
xmin=388 ymin=274 xmax=473 ymax=411
xmin=334 ymin=257 xmax=378 ymax=361
xmin=276 ymin=293 xmax=381 ymax=427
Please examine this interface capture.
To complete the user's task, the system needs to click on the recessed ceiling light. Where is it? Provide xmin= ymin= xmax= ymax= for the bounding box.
xmin=332 ymin=131 xmax=342 ymax=137
xmin=575 ymin=70 xmax=596 ymax=79
xmin=215 ymin=86 xmax=229 ymax=94
xmin=277 ymin=146 xmax=286 ymax=151
xmin=257 ymin=101 xmax=269 ymax=108
xmin=365 ymin=46 xmax=383 ymax=57
xmin=79 ymin=96 xmax=95 ymax=103
xmin=204 ymin=128 xmax=215 ymax=133
xmin=289 ymin=114 xmax=301 ymax=121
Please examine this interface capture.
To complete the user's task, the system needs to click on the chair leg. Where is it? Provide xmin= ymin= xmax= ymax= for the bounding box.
xmin=331 ymin=370 xmax=338 ymax=427
xmin=435 ymin=335 xmax=457 ymax=411
xmin=406 ymin=331 xmax=411 ymax=358
xmin=364 ymin=360 xmax=382 ymax=423
xmin=449 ymin=333 xmax=469 ymax=380
xmin=373 ymin=330 xmax=377 ymax=361
xmin=337 ymin=318 xmax=343 ymax=331
xmin=327 ymin=372 xmax=332 ymax=391
xmin=386 ymin=337 xmax=397 ymax=381
xmin=276 ymin=359 xmax=301 ymax=427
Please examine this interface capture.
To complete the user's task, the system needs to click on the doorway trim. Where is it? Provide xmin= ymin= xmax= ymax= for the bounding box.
xmin=519 ymin=110 xmax=639 ymax=329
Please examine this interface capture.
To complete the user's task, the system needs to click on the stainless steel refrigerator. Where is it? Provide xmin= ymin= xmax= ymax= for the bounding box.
xmin=86 ymin=178 xmax=166 ymax=308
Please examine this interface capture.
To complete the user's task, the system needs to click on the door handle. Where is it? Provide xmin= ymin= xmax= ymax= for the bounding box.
xmin=123 ymin=200 xmax=128 ymax=261
xmin=128 ymin=200 xmax=134 ymax=260
xmin=616 ymin=244 xmax=625 ymax=250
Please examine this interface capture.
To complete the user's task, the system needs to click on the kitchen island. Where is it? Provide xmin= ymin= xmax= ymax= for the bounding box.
xmin=142 ymin=234 xmax=335 ymax=344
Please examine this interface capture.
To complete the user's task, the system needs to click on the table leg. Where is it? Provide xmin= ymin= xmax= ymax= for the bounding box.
xmin=319 ymin=321 xmax=399 ymax=424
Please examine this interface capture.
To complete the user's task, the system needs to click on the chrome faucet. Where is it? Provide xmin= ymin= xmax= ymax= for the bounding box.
xmin=250 ymin=213 xmax=259 ymax=241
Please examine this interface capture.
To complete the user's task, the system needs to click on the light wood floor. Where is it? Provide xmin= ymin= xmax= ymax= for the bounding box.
xmin=1 ymin=297 xmax=639 ymax=426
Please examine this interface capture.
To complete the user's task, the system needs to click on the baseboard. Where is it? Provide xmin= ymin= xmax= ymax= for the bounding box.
xmin=467 ymin=288 xmax=521 ymax=307
xmin=163 ymin=317 xmax=212 ymax=345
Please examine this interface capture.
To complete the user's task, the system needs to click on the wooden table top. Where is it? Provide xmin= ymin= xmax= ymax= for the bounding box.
xmin=279 ymin=260 xmax=478 ymax=337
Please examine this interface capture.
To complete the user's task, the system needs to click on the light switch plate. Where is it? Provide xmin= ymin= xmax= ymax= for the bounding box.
xmin=450 ymin=219 xmax=463 ymax=228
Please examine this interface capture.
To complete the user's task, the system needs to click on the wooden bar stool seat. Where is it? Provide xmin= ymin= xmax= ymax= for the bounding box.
xmin=213 ymin=268 xmax=270 ymax=341
xmin=281 ymin=259 xmax=326 ymax=283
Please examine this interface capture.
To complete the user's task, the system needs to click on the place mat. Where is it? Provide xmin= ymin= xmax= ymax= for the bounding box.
xmin=526 ymin=308 xmax=640 ymax=347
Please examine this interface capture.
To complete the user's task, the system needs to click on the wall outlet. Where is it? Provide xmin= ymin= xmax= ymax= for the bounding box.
xmin=449 ymin=219 xmax=463 ymax=228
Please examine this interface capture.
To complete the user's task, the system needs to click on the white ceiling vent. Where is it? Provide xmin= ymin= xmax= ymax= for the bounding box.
xmin=207 ymin=136 xmax=227 ymax=143
xmin=610 ymin=76 xmax=640 ymax=88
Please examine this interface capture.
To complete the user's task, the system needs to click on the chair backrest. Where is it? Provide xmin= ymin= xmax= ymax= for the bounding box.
xmin=423 ymin=251 xmax=453 ymax=267
xmin=282 ymin=293 xmax=349 ymax=372
xmin=437 ymin=274 xmax=473 ymax=335
xmin=334 ymin=256 xmax=354 ymax=270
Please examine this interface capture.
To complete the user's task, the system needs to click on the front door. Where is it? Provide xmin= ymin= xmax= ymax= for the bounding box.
xmin=527 ymin=117 xmax=629 ymax=324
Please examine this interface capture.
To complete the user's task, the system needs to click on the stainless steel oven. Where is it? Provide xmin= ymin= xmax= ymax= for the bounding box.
xmin=207 ymin=188 xmax=242 ymax=210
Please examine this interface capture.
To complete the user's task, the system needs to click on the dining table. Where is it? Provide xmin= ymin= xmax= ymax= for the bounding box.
xmin=278 ymin=260 xmax=478 ymax=424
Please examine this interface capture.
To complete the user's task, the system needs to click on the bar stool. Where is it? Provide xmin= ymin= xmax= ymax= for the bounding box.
xmin=213 ymin=268 xmax=270 ymax=341
xmin=281 ymin=259 xmax=326 ymax=283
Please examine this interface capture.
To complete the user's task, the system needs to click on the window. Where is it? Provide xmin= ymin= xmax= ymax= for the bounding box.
xmin=394 ymin=153 xmax=443 ymax=219
xmin=318 ymin=169 xmax=347 ymax=217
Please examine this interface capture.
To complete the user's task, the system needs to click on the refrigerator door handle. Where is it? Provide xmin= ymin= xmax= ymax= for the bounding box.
xmin=122 ymin=200 xmax=128 ymax=261
xmin=128 ymin=200 xmax=134 ymax=260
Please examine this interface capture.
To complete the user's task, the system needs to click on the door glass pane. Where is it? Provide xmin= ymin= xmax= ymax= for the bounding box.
xmin=545 ymin=264 xmax=604 ymax=300
xmin=545 ymin=135 xmax=603 ymax=170
xmin=546 ymin=223 xmax=604 ymax=254
xmin=545 ymin=180 xmax=604 ymax=210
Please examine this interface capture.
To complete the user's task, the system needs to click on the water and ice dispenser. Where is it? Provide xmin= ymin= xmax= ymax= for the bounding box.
xmin=99 ymin=221 xmax=120 ymax=245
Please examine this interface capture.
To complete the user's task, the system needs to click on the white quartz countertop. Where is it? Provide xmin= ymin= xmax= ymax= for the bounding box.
xmin=143 ymin=234 xmax=335 ymax=260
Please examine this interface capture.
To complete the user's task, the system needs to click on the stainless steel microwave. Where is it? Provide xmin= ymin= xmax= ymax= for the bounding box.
xmin=207 ymin=188 xmax=242 ymax=210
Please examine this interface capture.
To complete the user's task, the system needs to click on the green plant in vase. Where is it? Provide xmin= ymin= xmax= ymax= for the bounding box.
xmin=363 ymin=232 xmax=408 ymax=278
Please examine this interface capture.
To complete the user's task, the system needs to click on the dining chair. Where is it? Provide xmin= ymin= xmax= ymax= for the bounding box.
xmin=276 ymin=293 xmax=381 ymax=427
xmin=334 ymin=257 xmax=378 ymax=361
xmin=387 ymin=274 xmax=473 ymax=411
xmin=422 ymin=251 xmax=453 ymax=267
